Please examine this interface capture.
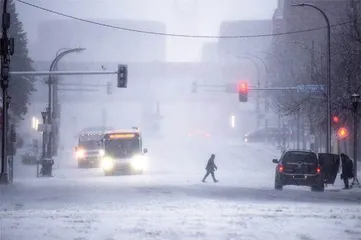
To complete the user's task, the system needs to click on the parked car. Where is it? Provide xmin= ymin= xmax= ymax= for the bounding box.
xmin=272 ymin=150 xmax=339 ymax=192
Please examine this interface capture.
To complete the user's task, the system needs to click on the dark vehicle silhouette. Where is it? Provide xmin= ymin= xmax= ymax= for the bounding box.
xmin=272 ymin=150 xmax=326 ymax=192
xmin=244 ymin=127 xmax=291 ymax=143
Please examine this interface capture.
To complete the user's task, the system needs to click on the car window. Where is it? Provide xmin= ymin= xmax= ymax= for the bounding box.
xmin=282 ymin=151 xmax=318 ymax=164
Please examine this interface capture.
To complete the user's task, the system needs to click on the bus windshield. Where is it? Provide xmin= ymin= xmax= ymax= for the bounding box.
xmin=104 ymin=138 xmax=140 ymax=158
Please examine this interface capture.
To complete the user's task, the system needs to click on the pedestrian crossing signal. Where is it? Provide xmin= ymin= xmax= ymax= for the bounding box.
xmin=238 ymin=81 xmax=248 ymax=102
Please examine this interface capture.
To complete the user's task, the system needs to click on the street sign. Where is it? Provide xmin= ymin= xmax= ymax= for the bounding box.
xmin=296 ymin=84 xmax=325 ymax=93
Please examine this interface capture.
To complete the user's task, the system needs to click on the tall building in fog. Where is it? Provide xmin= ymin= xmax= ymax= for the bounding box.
xmin=169 ymin=0 xmax=200 ymax=61
xmin=218 ymin=19 xmax=273 ymax=60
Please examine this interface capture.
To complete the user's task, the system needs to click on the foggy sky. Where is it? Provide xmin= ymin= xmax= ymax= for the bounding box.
xmin=15 ymin=0 xmax=277 ymax=61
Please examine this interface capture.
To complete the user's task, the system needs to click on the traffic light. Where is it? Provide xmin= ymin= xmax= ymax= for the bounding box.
xmin=117 ymin=64 xmax=128 ymax=88
xmin=332 ymin=116 xmax=340 ymax=124
xmin=337 ymin=127 xmax=348 ymax=139
xmin=106 ymin=81 xmax=113 ymax=95
xmin=238 ymin=81 xmax=248 ymax=102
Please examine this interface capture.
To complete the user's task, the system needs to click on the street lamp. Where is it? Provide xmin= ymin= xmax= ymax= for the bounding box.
xmin=292 ymin=3 xmax=332 ymax=153
xmin=351 ymin=93 xmax=360 ymax=187
xmin=41 ymin=111 xmax=47 ymax=158
xmin=47 ymin=47 xmax=85 ymax=158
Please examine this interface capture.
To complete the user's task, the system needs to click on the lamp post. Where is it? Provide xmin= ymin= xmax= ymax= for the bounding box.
xmin=38 ymin=111 xmax=47 ymax=178
xmin=47 ymin=47 xmax=85 ymax=158
xmin=351 ymin=93 xmax=360 ymax=187
xmin=5 ymin=96 xmax=11 ymax=182
xmin=0 ymin=0 xmax=14 ymax=184
xmin=292 ymin=3 xmax=332 ymax=153
xmin=41 ymin=111 xmax=47 ymax=158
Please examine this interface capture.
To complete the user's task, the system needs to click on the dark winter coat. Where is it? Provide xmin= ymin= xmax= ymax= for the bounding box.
xmin=205 ymin=155 xmax=217 ymax=172
xmin=341 ymin=154 xmax=354 ymax=179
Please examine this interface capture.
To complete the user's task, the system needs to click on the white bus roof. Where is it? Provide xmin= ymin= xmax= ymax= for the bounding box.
xmin=80 ymin=131 xmax=104 ymax=135
xmin=104 ymin=129 xmax=140 ymax=135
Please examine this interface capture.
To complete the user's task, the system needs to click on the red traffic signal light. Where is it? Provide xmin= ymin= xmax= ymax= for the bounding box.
xmin=332 ymin=116 xmax=340 ymax=124
xmin=238 ymin=81 xmax=248 ymax=93
xmin=238 ymin=81 xmax=248 ymax=102
xmin=337 ymin=127 xmax=348 ymax=139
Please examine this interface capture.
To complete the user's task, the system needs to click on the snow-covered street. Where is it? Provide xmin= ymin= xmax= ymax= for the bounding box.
xmin=1 ymin=141 xmax=360 ymax=240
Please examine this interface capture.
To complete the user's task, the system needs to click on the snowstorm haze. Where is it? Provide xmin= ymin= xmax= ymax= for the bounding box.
xmin=19 ymin=0 xmax=278 ymax=154
xmin=4 ymin=1 xmax=361 ymax=239
xmin=16 ymin=0 xmax=277 ymax=61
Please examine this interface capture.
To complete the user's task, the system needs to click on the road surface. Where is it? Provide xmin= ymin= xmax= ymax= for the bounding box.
xmin=1 ymin=141 xmax=360 ymax=240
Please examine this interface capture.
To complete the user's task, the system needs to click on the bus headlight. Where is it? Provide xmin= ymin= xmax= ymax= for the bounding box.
xmin=101 ymin=157 xmax=114 ymax=171
xmin=99 ymin=149 xmax=105 ymax=157
xmin=131 ymin=155 xmax=147 ymax=170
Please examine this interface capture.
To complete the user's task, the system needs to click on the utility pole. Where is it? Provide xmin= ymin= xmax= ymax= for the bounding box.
xmin=0 ymin=0 xmax=14 ymax=184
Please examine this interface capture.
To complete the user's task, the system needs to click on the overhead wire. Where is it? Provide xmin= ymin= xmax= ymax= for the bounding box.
xmin=16 ymin=0 xmax=355 ymax=39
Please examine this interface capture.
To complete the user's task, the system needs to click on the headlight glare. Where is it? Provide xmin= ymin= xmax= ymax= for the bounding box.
xmin=99 ymin=149 xmax=105 ymax=156
xmin=76 ymin=149 xmax=85 ymax=158
xmin=101 ymin=157 xmax=114 ymax=171
xmin=131 ymin=155 xmax=147 ymax=170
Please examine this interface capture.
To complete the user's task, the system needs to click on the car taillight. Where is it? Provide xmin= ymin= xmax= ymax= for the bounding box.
xmin=278 ymin=164 xmax=284 ymax=173
xmin=316 ymin=167 xmax=321 ymax=174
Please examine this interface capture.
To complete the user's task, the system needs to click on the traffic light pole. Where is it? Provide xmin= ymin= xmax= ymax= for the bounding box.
xmin=10 ymin=70 xmax=118 ymax=76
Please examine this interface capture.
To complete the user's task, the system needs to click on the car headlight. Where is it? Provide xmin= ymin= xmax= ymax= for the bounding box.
xmin=76 ymin=149 xmax=85 ymax=159
xmin=99 ymin=149 xmax=105 ymax=157
xmin=244 ymin=138 xmax=248 ymax=142
xmin=131 ymin=155 xmax=147 ymax=170
xmin=101 ymin=157 xmax=114 ymax=171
